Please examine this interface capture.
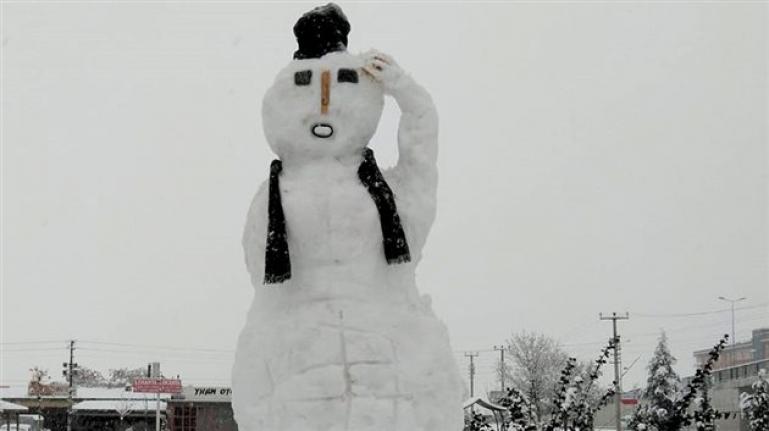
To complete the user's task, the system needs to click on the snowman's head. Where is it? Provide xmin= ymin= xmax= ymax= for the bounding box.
xmin=262 ymin=51 xmax=384 ymax=161
xmin=262 ymin=3 xmax=384 ymax=162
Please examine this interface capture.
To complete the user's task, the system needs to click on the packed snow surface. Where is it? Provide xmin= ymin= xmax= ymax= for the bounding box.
xmin=232 ymin=50 xmax=464 ymax=431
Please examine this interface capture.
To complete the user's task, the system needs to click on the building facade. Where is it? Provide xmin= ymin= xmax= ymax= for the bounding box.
xmin=694 ymin=328 xmax=769 ymax=370
xmin=167 ymin=386 xmax=236 ymax=431
xmin=690 ymin=327 xmax=769 ymax=431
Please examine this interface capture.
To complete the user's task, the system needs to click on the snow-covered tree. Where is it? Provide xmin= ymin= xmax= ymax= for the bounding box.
xmin=29 ymin=366 xmax=50 ymax=383
xmin=629 ymin=334 xmax=728 ymax=431
xmin=740 ymin=369 xmax=769 ymax=431
xmin=70 ymin=365 xmax=149 ymax=387
xmin=496 ymin=336 xmax=619 ymax=431
xmin=544 ymin=337 xmax=617 ymax=431
xmin=545 ymin=357 xmax=579 ymax=431
xmin=73 ymin=366 xmax=108 ymax=387
xmin=465 ymin=411 xmax=494 ymax=431
xmin=497 ymin=387 xmax=537 ymax=431
xmin=693 ymin=375 xmax=718 ymax=431
xmin=505 ymin=331 xmax=569 ymax=419
xmin=109 ymin=367 xmax=148 ymax=387
xmin=644 ymin=332 xmax=681 ymax=413
xmin=628 ymin=405 xmax=652 ymax=431
xmin=628 ymin=331 xmax=682 ymax=431
xmin=570 ymin=338 xmax=618 ymax=431
xmin=28 ymin=366 xmax=67 ymax=396
xmin=115 ymin=390 xmax=135 ymax=425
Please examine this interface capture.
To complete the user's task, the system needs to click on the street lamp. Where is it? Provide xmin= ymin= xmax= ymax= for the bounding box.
xmin=718 ymin=296 xmax=746 ymax=366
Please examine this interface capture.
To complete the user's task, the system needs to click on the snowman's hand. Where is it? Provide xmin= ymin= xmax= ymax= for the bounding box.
xmin=362 ymin=50 xmax=434 ymax=118
xmin=362 ymin=50 xmax=405 ymax=94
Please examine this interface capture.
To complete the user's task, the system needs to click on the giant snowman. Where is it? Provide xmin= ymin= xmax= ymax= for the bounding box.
xmin=232 ymin=4 xmax=464 ymax=431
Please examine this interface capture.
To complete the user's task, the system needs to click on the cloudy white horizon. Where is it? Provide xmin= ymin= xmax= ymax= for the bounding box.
xmin=2 ymin=1 xmax=767 ymax=401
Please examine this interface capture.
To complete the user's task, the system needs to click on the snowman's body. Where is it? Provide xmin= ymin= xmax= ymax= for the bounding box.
xmin=232 ymin=49 xmax=464 ymax=431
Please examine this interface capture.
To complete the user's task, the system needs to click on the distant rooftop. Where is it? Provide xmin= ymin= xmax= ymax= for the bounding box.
xmin=0 ymin=386 xmax=174 ymax=400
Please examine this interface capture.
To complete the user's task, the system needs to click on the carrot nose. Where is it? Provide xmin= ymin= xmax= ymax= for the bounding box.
xmin=320 ymin=69 xmax=330 ymax=115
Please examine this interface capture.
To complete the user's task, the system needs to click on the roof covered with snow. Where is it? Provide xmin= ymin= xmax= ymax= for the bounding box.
xmin=75 ymin=387 xmax=174 ymax=400
xmin=462 ymin=397 xmax=506 ymax=411
xmin=72 ymin=400 xmax=166 ymax=411
xmin=0 ymin=387 xmax=31 ymax=399
xmin=0 ymin=401 xmax=28 ymax=412
xmin=0 ymin=386 xmax=173 ymax=401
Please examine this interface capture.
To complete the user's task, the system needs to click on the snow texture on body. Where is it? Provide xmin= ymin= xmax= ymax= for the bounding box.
xmin=232 ymin=5 xmax=464 ymax=431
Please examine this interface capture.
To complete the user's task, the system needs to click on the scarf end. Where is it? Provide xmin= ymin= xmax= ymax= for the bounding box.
xmin=386 ymin=253 xmax=412 ymax=265
xmin=264 ymin=272 xmax=291 ymax=284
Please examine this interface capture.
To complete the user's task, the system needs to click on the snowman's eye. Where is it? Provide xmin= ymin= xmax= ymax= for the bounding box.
xmin=294 ymin=70 xmax=312 ymax=86
xmin=337 ymin=69 xmax=358 ymax=84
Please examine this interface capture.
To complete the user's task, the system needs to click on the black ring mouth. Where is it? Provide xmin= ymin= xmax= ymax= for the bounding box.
xmin=311 ymin=123 xmax=334 ymax=139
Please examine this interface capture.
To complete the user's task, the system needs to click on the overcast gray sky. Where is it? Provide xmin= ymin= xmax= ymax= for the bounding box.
xmin=2 ymin=2 xmax=767 ymax=398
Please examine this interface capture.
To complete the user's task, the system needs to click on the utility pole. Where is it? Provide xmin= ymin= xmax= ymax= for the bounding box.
xmin=62 ymin=340 xmax=77 ymax=431
xmin=600 ymin=312 xmax=629 ymax=431
xmin=465 ymin=352 xmax=479 ymax=398
xmin=493 ymin=345 xmax=506 ymax=393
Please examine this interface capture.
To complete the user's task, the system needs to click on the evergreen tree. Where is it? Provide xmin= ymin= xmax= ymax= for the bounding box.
xmin=630 ymin=331 xmax=682 ymax=431
xmin=629 ymin=334 xmax=728 ymax=431
xmin=644 ymin=331 xmax=681 ymax=410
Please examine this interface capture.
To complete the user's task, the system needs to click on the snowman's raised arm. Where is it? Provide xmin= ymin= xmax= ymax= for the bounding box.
xmin=363 ymin=50 xmax=438 ymax=253
xmin=363 ymin=51 xmax=438 ymax=179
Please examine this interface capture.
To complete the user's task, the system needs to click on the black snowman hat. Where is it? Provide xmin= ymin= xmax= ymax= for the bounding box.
xmin=293 ymin=3 xmax=350 ymax=60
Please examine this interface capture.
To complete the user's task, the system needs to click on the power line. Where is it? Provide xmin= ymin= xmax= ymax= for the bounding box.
xmin=0 ymin=340 xmax=70 ymax=346
xmin=631 ymin=302 xmax=768 ymax=318
xmin=77 ymin=349 xmax=233 ymax=363
xmin=627 ymin=313 xmax=768 ymax=339
xmin=0 ymin=340 xmax=236 ymax=353
xmin=78 ymin=340 xmax=235 ymax=353
xmin=453 ymin=348 xmax=494 ymax=354
xmin=557 ymin=320 xmax=603 ymax=342
xmin=78 ymin=347 xmax=232 ymax=357
xmin=1 ymin=347 xmax=68 ymax=352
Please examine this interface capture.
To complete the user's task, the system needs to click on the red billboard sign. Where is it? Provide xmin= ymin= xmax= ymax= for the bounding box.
xmin=132 ymin=378 xmax=183 ymax=393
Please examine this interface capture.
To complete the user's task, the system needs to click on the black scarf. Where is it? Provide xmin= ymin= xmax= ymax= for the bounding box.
xmin=264 ymin=148 xmax=410 ymax=284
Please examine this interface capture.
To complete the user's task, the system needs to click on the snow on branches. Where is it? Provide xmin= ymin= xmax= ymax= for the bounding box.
xmin=740 ymin=369 xmax=769 ymax=431
xmin=628 ymin=333 xmax=728 ymax=431
xmin=543 ymin=337 xmax=618 ymax=431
